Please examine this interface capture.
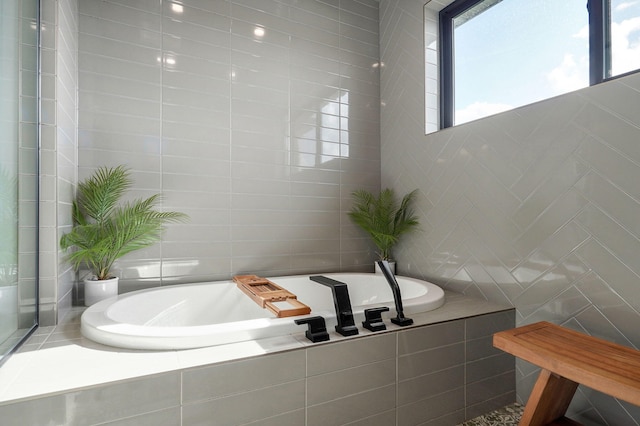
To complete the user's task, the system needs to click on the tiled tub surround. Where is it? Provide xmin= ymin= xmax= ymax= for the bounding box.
xmin=72 ymin=0 xmax=382 ymax=294
xmin=0 ymin=293 xmax=514 ymax=425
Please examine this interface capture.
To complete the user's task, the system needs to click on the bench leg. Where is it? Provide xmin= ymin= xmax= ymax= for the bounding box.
xmin=519 ymin=368 xmax=579 ymax=426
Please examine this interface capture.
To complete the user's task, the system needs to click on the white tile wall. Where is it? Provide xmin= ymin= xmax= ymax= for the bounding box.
xmin=76 ymin=0 xmax=380 ymax=293
xmin=380 ymin=0 xmax=640 ymax=424
xmin=39 ymin=0 xmax=78 ymax=325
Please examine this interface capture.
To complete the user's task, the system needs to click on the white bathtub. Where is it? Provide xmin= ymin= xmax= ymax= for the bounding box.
xmin=81 ymin=273 xmax=445 ymax=350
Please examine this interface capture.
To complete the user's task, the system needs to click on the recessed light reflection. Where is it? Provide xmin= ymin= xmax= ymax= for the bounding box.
xmin=157 ymin=56 xmax=177 ymax=66
xmin=171 ymin=3 xmax=184 ymax=13
xmin=30 ymin=21 xmax=46 ymax=31
xmin=253 ymin=27 xmax=265 ymax=38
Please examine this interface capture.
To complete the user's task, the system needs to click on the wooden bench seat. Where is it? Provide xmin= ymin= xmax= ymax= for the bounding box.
xmin=493 ymin=321 xmax=640 ymax=426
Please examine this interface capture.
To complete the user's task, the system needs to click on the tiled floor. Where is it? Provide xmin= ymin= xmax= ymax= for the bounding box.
xmin=458 ymin=403 xmax=524 ymax=426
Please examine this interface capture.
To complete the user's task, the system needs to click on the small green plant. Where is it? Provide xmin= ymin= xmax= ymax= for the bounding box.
xmin=348 ymin=188 xmax=420 ymax=261
xmin=60 ymin=165 xmax=188 ymax=280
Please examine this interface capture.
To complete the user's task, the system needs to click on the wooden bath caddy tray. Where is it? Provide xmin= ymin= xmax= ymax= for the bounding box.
xmin=233 ymin=275 xmax=311 ymax=318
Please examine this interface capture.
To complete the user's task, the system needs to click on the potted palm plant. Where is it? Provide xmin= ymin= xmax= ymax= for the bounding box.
xmin=60 ymin=165 xmax=188 ymax=305
xmin=348 ymin=188 xmax=420 ymax=273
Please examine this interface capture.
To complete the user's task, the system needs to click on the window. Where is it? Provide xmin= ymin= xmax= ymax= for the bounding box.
xmin=439 ymin=0 xmax=640 ymax=127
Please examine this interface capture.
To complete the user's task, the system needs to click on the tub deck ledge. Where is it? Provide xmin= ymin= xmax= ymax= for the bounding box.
xmin=0 ymin=290 xmax=511 ymax=405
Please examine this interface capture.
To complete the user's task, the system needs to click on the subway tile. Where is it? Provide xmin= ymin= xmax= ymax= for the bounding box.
xmin=79 ymin=72 xmax=161 ymax=100
xmin=574 ymin=273 xmax=640 ymax=348
xmin=79 ymin=111 xmax=161 ymax=138
xmin=398 ymin=342 xmax=464 ymax=381
xmin=340 ymin=0 xmax=378 ymax=21
xmin=466 ymin=370 xmax=515 ymax=406
xmin=0 ymin=373 xmax=180 ymax=426
xmin=163 ymin=53 xmax=230 ymax=78
xmin=397 ymin=386 xmax=465 ymax=426
xmin=230 ymin=3 xmax=292 ymax=34
xmin=173 ymin=0 xmax=230 ymax=15
xmin=398 ymin=320 xmax=464 ymax=356
xmin=163 ymin=19 xmax=229 ymax=50
xmin=163 ymin=104 xmax=230 ymax=128
xmin=163 ymin=35 xmax=230 ymax=63
xmin=466 ymin=334 xmax=506 ymax=363
xmin=577 ymin=239 xmax=640 ymax=313
xmin=243 ymin=409 xmax=306 ymax=426
xmin=80 ymin=14 xmax=161 ymax=48
xmin=307 ymin=358 xmax=396 ymax=405
xmin=161 ymin=241 xmax=231 ymax=260
xmin=340 ymin=17 xmax=378 ymax=44
xmin=182 ymin=379 xmax=305 ymax=426
xmin=511 ymin=221 xmax=590 ymax=286
xmin=577 ymin=135 xmax=640 ymax=202
xmin=307 ymin=384 xmax=396 ymax=426
xmin=398 ymin=365 xmax=465 ymax=406
xmin=306 ymin=333 xmax=396 ymax=376
xmin=163 ymin=69 xmax=228 ymax=94
xmin=576 ymin=89 xmax=640 ymax=150
xmin=80 ymin=33 xmax=160 ymax=67
xmin=162 ymin=121 xmax=230 ymax=143
xmin=163 ymin=86 xmax=228 ymax=110
xmin=576 ymin=171 xmax=640 ymax=239
xmin=577 ymin=204 xmax=640 ymax=278
xmin=80 ymin=53 xmax=160 ymax=83
xmin=289 ymin=17 xmax=339 ymax=44
xmin=465 ymin=311 xmax=515 ymax=339
xmin=101 ymin=407 xmax=181 ymax=426
xmin=80 ymin=92 xmax=160 ymax=119
xmin=466 ymin=352 xmax=514 ymax=384
xmin=163 ymin=4 xmax=229 ymax=35
xmin=79 ymin=0 xmax=161 ymax=30
xmin=291 ymin=0 xmax=339 ymax=23
xmin=182 ymin=350 xmax=305 ymax=403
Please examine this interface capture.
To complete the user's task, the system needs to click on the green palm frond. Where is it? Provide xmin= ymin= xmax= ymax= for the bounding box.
xmin=348 ymin=188 xmax=419 ymax=261
xmin=76 ymin=165 xmax=130 ymax=224
xmin=60 ymin=166 xmax=188 ymax=280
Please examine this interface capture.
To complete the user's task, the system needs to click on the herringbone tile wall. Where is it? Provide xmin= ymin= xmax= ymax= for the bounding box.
xmin=380 ymin=1 xmax=640 ymax=424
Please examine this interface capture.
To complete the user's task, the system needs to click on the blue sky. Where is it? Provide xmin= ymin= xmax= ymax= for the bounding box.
xmin=452 ymin=0 xmax=640 ymax=124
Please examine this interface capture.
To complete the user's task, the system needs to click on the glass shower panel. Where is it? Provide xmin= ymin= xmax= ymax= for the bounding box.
xmin=0 ymin=0 xmax=39 ymax=366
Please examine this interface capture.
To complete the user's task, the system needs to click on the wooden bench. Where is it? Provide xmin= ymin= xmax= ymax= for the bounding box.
xmin=493 ymin=321 xmax=640 ymax=426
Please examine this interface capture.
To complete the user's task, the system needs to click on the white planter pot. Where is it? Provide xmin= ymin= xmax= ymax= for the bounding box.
xmin=84 ymin=277 xmax=119 ymax=306
xmin=375 ymin=261 xmax=396 ymax=274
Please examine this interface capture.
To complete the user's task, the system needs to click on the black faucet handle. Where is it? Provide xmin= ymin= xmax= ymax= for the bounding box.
xmin=363 ymin=306 xmax=390 ymax=332
xmin=376 ymin=260 xmax=414 ymax=327
xmin=295 ymin=316 xmax=330 ymax=343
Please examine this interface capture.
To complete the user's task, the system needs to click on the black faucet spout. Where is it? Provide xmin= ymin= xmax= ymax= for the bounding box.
xmin=309 ymin=276 xmax=359 ymax=336
xmin=377 ymin=261 xmax=413 ymax=326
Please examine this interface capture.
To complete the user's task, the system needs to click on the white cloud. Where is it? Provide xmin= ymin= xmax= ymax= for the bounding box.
xmin=611 ymin=16 xmax=640 ymax=75
xmin=572 ymin=24 xmax=589 ymax=40
xmin=615 ymin=1 xmax=640 ymax=12
xmin=546 ymin=53 xmax=589 ymax=93
xmin=456 ymin=102 xmax=513 ymax=124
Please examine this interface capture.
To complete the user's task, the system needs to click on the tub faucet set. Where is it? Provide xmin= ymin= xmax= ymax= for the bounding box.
xmin=298 ymin=265 xmax=414 ymax=343
xmin=309 ymin=275 xmax=359 ymax=336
